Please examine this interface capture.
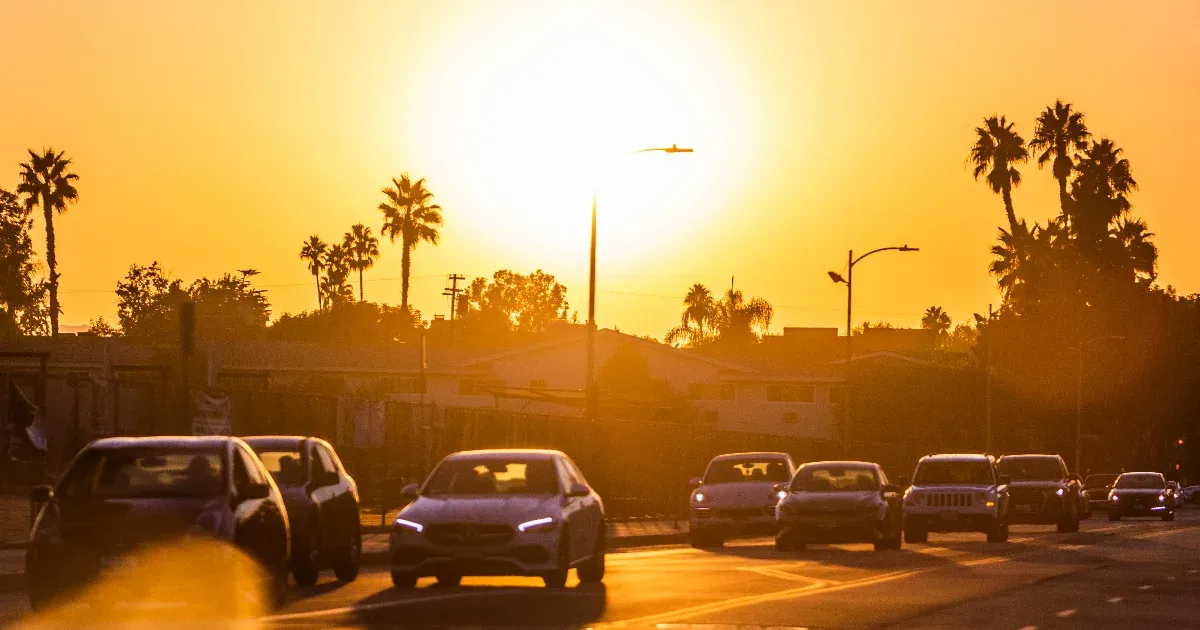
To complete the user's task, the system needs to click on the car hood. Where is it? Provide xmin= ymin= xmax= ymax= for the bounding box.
xmin=1007 ymin=480 xmax=1067 ymax=490
xmin=780 ymin=490 xmax=881 ymax=511
xmin=910 ymin=484 xmax=994 ymax=493
xmin=696 ymin=481 xmax=782 ymax=508
xmin=1111 ymin=488 xmax=1166 ymax=497
xmin=57 ymin=496 xmax=222 ymax=547
xmin=399 ymin=495 xmax=559 ymax=525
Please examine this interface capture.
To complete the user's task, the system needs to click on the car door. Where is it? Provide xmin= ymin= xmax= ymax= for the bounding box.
xmin=555 ymin=456 xmax=590 ymax=563
xmin=232 ymin=445 xmax=274 ymax=563
xmin=308 ymin=442 xmax=340 ymax=550
xmin=877 ymin=466 xmax=901 ymax=537
xmin=560 ymin=455 xmax=602 ymax=560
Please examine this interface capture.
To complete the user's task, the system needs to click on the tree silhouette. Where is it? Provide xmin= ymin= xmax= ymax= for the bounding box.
xmin=320 ymin=244 xmax=354 ymax=307
xmin=343 ymin=223 xmax=380 ymax=302
xmin=665 ymin=283 xmax=716 ymax=347
xmin=711 ymin=287 xmax=773 ymax=345
xmin=0 ymin=188 xmax=48 ymax=338
xmin=299 ymin=235 xmax=328 ymax=309
xmin=16 ymin=148 xmax=79 ymax=336
xmin=969 ymin=116 xmax=1028 ymax=237
xmin=379 ymin=174 xmax=443 ymax=310
xmin=1070 ymin=138 xmax=1136 ymax=244
xmin=920 ymin=306 xmax=952 ymax=335
xmin=1030 ymin=100 xmax=1090 ymax=221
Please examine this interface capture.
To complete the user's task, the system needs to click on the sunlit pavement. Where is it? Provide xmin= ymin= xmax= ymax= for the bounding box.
xmin=4 ymin=511 xmax=1200 ymax=628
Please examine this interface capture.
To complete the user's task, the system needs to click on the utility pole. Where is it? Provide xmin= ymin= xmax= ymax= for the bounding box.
xmin=443 ymin=274 xmax=466 ymax=344
xmin=985 ymin=303 xmax=993 ymax=453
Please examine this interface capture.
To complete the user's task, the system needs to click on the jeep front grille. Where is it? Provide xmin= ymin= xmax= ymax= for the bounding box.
xmin=926 ymin=493 xmax=974 ymax=507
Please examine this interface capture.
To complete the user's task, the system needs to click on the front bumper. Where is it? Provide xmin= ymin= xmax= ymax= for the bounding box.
xmin=776 ymin=512 xmax=883 ymax=544
xmin=1110 ymin=499 xmax=1170 ymax=516
xmin=904 ymin=507 xmax=1000 ymax=533
xmin=1007 ymin=496 xmax=1071 ymax=524
xmin=389 ymin=528 xmax=561 ymax=577
xmin=690 ymin=507 xmax=776 ymax=536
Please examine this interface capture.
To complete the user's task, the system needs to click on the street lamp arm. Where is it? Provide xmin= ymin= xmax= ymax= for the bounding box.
xmin=852 ymin=245 xmax=918 ymax=267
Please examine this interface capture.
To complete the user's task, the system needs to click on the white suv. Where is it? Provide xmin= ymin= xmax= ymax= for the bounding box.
xmin=689 ymin=452 xmax=796 ymax=547
xmin=902 ymin=454 xmax=1010 ymax=543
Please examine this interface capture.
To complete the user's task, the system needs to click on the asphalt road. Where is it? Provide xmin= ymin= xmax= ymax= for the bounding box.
xmin=5 ymin=511 xmax=1200 ymax=628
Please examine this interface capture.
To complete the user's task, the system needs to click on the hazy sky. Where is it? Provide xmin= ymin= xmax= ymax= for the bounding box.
xmin=3 ymin=1 xmax=1198 ymax=337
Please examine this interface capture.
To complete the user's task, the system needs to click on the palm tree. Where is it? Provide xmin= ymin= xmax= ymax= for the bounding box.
xmin=920 ymin=306 xmax=952 ymax=335
xmin=682 ymin=284 xmax=715 ymax=342
xmin=711 ymin=287 xmax=773 ymax=344
xmin=320 ymin=244 xmax=354 ymax=307
xmin=1071 ymin=139 xmax=1136 ymax=241
xmin=299 ymin=235 xmax=327 ymax=309
xmin=16 ymin=148 xmax=79 ymax=336
xmin=379 ymin=174 xmax=443 ymax=310
xmin=969 ymin=115 xmax=1029 ymax=236
xmin=1114 ymin=216 xmax=1156 ymax=283
xmin=989 ymin=224 xmax=1031 ymax=303
xmin=1029 ymin=100 xmax=1090 ymax=220
xmin=343 ymin=223 xmax=380 ymax=301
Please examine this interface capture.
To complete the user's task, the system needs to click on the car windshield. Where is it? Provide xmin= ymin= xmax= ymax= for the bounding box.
xmin=704 ymin=458 xmax=790 ymax=484
xmin=790 ymin=465 xmax=878 ymax=492
xmin=997 ymin=457 xmax=1064 ymax=481
xmin=1086 ymin=474 xmax=1119 ymax=487
xmin=58 ymin=447 xmax=226 ymax=499
xmin=253 ymin=450 xmax=305 ymax=485
xmin=1114 ymin=474 xmax=1165 ymax=489
xmin=913 ymin=460 xmax=993 ymax=485
xmin=423 ymin=458 xmax=559 ymax=495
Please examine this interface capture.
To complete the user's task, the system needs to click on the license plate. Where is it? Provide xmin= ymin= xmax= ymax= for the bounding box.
xmin=939 ymin=511 xmax=958 ymax=521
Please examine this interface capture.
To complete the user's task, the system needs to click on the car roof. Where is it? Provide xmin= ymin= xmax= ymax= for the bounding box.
xmin=88 ymin=436 xmax=235 ymax=450
xmin=997 ymin=454 xmax=1062 ymax=460
xmin=710 ymin=452 xmax=791 ymax=461
xmin=798 ymin=460 xmax=878 ymax=469
xmin=920 ymin=453 xmax=992 ymax=462
xmin=241 ymin=436 xmax=309 ymax=449
xmin=1119 ymin=471 xmax=1163 ymax=477
xmin=447 ymin=449 xmax=563 ymax=460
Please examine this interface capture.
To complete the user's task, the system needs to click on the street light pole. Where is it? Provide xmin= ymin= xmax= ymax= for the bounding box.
xmin=585 ymin=146 xmax=693 ymax=426
xmin=827 ymin=245 xmax=918 ymax=454
xmin=1074 ymin=335 xmax=1124 ymax=474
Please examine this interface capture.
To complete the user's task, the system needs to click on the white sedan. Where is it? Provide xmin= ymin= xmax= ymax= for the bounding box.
xmin=389 ymin=449 xmax=606 ymax=588
xmin=689 ymin=452 xmax=797 ymax=547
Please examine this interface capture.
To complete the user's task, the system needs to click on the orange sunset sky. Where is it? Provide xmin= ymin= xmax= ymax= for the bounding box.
xmin=2 ymin=1 xmax=1199 ymax=338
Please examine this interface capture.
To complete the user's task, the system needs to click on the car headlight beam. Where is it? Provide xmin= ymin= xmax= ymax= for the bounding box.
xmin=517 ymin=517 xmax=556 ymax=533
xmin=394 ymin=517 xmax=424 ymax=533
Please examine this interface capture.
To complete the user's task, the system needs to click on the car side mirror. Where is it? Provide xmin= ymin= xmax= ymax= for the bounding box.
xmin=400 ymin=483 xmax=420 ymax=499
xmin=997 ymin=475 xmax=1011 ymax=487
xmin=237 ymin=483 xmax=270 ymax=501
xmin=689 ymin=477 xmax=703 ymax=488
xmin=881 ymin=483 xmax=901 ymax=495
xmin=30 ymin=485 xmax=53 ymax=503
xmin=567 ymin=482 xmax=590 ymax=498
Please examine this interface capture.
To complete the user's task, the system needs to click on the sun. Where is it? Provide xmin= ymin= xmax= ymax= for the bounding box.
xmin=400 ymin=2 xmax=757 ymax=275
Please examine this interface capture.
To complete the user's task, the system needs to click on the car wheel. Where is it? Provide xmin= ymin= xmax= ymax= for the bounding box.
xmin=292 ymin=530 xmax=320 ymax=586
xmin=391 ymin=570 xmax=418 ymax=590
xmin=435 ymin=573 xmax=462 ymax=587
xmin=904 ymin=524 xmax=927 ymax=544
xmin=542 ymin=530 xmax=570 ymax=588
xmin=1164 ymin=510 xmax=1175 ymax=522
xmin=577 ymin=525 xmax=606 ymax=583
xmin=1108 ymin=511 xmax=1121 ymax=521
xmin=332 ymin=524 xmax=361 ymax=583
xmin=986 ymin=521 xmax=1008 ymax=543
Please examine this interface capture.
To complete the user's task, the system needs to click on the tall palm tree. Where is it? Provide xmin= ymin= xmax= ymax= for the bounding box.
xmin=1114 ymin=216 xmax=1156 ymax=283
xmin=969 ymin=115 xmax=1029 ymax=237
xmin=1029 ymin=100 xmax=1090 ymax=221
xmin=320 ymin=244 xmax=354 ymax=307
xmin=989 ymin=224 xmax=1031 ymax=303
xmin=343 ymin=223 xmax=380 ymax=301
xmin=712 ymin=287 xmax=773 ymax=344
xmin=1071 ymin=138 xmax=1136 ymax=241
xmin=16 ymin=148 xmax=79 ymax=336
xmin=379 ymin=174 xmax=443 ymax=310
xmin=682 ymin=284 xmax=715 ymax=342
xmin=299 ymin=235 xmax=327 ymax=309
xmin=920 ymin=306 xmax=952 ymax=335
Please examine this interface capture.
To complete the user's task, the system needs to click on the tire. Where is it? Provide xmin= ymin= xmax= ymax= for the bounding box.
xmin=291 ymin=531 xmax=320 ymax=587
xmin=904 ymin=524 xmax=928 ymax=544
xmin=1164 ymin=511 xmax=1175 ymax=522
xmin=986 ymin=521 xmax=1009 ymax=543
xmin=1109 ymin=511 xmax=1121 ymax=522
xmin=690 ymin=531 xmax=725 ymax=549
xmin=577 ymin=526 xmax=606 ymax=584
xmin=435 ymin=574 xmax=462 ymax=586
xmin=391 ymin=570 xmax=418 ymax=589
xmin=542 ymin=530 xmax=569 ymax=588
xmin=332 ymin=525 xmax=361 ymax=583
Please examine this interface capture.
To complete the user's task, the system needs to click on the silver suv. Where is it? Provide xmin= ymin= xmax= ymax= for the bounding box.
xmin=902 ymin=454 xmax=1010 ymax=543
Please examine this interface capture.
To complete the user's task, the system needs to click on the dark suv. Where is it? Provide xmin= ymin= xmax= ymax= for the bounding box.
xmin=243 ymin=436 xmax=361 ymax=586
xmin=996 ymin=454 xmax=1082 ymax=533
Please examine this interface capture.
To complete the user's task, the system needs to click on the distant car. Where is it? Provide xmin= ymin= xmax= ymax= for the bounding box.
xmin=243 ymin=436 xmax=361 ymax=586
xmin=774 ymin=461 xmax=903 ymax=551
xmin=689 ymin=452 xmax=797 ymax=548
xmin=1083 ymin=473 xmax=1120 ymax=512
xmin=1108 ymin=472 xmax=1174 ymax=521
xmin=389 ymin=449 xmax=605 ymax=589
xmin=995 ymin=454 xmax=1082 ymax=532
xmin=25 ymin=436 xmax=290 ymax=611
xmin=902 ymin=454 xmax=1010 ymax=543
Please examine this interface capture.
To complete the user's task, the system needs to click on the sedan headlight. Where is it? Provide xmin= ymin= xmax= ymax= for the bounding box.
xmin=393 ymin=517 xmax=424 ymax=533
xmin=1159 ymin=494 xmax=1166 ymax=502
xmin=517 ymin=517 xmax=556 ymax=533
xmin=1055 ymin=488 xmax=1065 ymax=497
xmin=1110 ymin=494 xmax=1119 ymax=502
xmin=776 ymin=490 xmax=788 ymax=500
xmin=693 ymin=492 xmax=706 ymax=503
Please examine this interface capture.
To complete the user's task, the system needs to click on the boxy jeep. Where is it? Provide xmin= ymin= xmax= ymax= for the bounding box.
xmin=902 ymin=454 xmax=1010 ymax=543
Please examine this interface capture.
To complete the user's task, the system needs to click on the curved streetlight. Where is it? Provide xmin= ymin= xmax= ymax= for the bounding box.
xmin=827 ymin=245 xmax=919 ymax=453
xmin=585 ymin=145 xmax=695 ymax=422
xmin=1071 ymin=335 xmax=1125 ymax=474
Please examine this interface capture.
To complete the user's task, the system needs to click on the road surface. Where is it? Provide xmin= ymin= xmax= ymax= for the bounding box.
xmin=4 ymin=511 xmax=1200 ymax=628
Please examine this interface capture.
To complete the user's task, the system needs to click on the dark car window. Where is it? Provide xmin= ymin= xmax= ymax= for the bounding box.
xmin=997 ymin=457 xmax=1066 ymax=481
xmin=423 ymin=458 xmax=559 ymax=496
xmin=1114 ymin=473 xmax=1165 ymax=489
xmin=563 ymin=456 xmax=590 ymax=487
xmin=59 ymin=447 xmax=226 ymax=499
xmin=314 ymin=444 xmax=338 ymax=475
xmin=237 ymin=445 xmax=268 ymax=486
xmin=255 ymin=449 xmax=306 ymax=485
xmin=913 ymin=460 xmax=994 ymax=485
xmin=790 ymin=465 xmax=879 ymax=492
xmin=704 ymin=458 xmax=792 ymax=484
xmin=1085 ymin=474 xmax=1119 ymax=487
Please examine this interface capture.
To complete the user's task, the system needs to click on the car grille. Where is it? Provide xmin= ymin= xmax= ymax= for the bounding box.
xmin=925 ymin=493 xmax=974 ymax=508
xmin=424 ymin=523 xmax=514 ymax=546
xmin=1010 ymin=489 xmax=1048 ymax=513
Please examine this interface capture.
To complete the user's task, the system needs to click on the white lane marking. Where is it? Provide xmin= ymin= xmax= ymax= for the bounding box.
xmin=1189 ymin=569 xmax=1199 ymax=574
xmin=1055 ymin=544 xmax=1087 ymax=551
xmin=1017 ymin=626 xmax=1038 ymax=630
xmin=960 ymin=556 xmax=1007 ymax=568
xmin=1107 ymin=597 xmax=1123 ymax=603
xmin=737 ymin=565 xmax=836 ymax=585
xmin=1138 ymin=585 xmax=1153 ymax=591
xmin=1056 ymin=609 xmax=1076 ymax=618
xmin=263 ymin=588 xmax=521 ymax=621
xmin=1167 ymin=576 xmax=1177 ymax=581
